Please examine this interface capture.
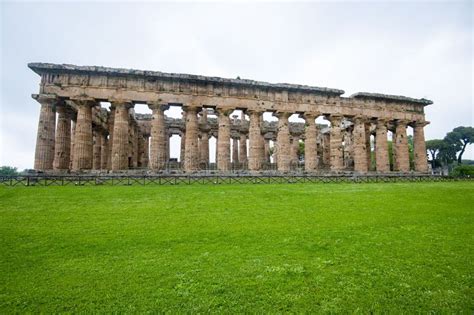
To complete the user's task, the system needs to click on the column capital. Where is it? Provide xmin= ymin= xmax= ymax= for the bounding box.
xmin=182 ymin=105 xmax=201 ymax=113
xmin=148 ymin=103 xmax=169 ymax=112
xmin=395 ymin=119 xmax=410 ymax=127
xmin=325 ymin=114 xmax=343 ymax=125
xmin=300 ymin=112 xmax=320 ymax=122
xmin=32 ymin=93 xmax=58 ymax=105
xmin=411 ymin=120 xmax=430 ymax=128
xmin=216 ymin=108 xmax=234 ymax=116
xmin=67 ymin=97 xmax=97 ymax=108
xmin=353 ymin=115 xmax=370 ymax=124
xmin=273 ymin=111 xmax=291 ymax=120
xmin=110 ymin=99 xmax=133 ymax=108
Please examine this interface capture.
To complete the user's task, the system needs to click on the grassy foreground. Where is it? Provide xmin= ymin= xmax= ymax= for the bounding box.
xmin=0 ymin=182 xmax=473 ymax=313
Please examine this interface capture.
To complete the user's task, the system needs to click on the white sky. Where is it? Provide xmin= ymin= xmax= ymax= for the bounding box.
xmin=1 ymin=1 xmax=473 ymax=169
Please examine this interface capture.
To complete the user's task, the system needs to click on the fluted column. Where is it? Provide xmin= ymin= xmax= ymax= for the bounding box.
xmin=100 ymin=133 xmax=108 ymax=170
xmin=353 ymin=116 xmax=369 ymax=173
xmin=106 ymin=108 xmax=115 ymax=170
xmin=217 ymin=108 xmax=232 ymax=171
xmin=69 ymin=120 xmax=76 ymax=170
xmin=275 ymin=112 xmax=291 ymax=172
xmin=375 ymin=119 xmax=390 ymax=172
xmin=327 ymin=115 xmax=344 ymax=171
xmin=302 ymin=113 xmax=318 ymax=172
xmin=365 ymin=123 xmax=372 ymax=170
xmin=53 ymin=105 xmax=71 ymax=170
xmin=248 ymin=110 xmax=262 ymax=172
xmin=264 ymin=139 xmax=270 ymax=163
xmin=142 ymin=136 xmax=150 ymax=167
xmin=394 ymin=120 xmax=410 ymax=172
xmin=291 ymin=135 xmax=300 ymax=163
xmin=343 ymin=128 xmax=353 ymax=169
xmin=148 ymin=103 xmax=169 ymax=171
xmin=413 ymin=121 xmax=429 ymax=172
xmin=183 ymin=106 xmax=200 ymax=172
xmin=92 ymin=128 xmax=102 ymax=170
xmin=33 ymin=94 xmax=57 ymax=171
xmin=239 ymin=133 xmax=247 ymax=166
xmin=111 ymin=102 xmax=132 ymax=171
xmin=71 ymin=99 xmax=95 ymax=171
xmin=232 ymin=137 xmax=239 ymax=164
xmin=199 ymin=132 xmax=209 ymax=165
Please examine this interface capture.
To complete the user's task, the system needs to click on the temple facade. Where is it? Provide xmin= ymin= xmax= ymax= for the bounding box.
xmin=28 ymin=62 xmax=431 ymax=174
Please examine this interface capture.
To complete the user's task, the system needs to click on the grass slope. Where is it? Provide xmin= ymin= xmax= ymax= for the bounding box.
xmin=0 ymin=182 xmax=473 ymax=312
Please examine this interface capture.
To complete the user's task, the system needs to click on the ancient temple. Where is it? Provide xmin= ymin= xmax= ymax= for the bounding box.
xmin=28 ymin=62 xmax=431 ymax=174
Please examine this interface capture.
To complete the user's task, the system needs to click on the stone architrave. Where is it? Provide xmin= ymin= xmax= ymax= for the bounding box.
xmin=375 ymin=119 xmax=390 ymax=172
xmin=275 ymin=112 xmax=291 ymax=172
xmin=353 ymin=116 xmax=369 ymax=173
xmin=216 ymin=108 xmax=232 ymax=171
xmin=111 ymin=102 xmax=132 ymax=171
xmin=71 ymin=98 xmax=95 ymax=171
xmin=53 ymin=105 xmax=71 ymax=170
xmin=302 ymin=113 xmax=319 ymax=172
xmin=33 ymin=94 xmax=57 ymax=171
xmin=413 ymin=121 xmax=429 ymax=172
xmin=183 ymin=106 xmax=200 ymax=172
xmin=327 ymin=115 xmax=344 ymax=171
xmin=148 ymin=103 xmax=169 ymax=171
xmin=248 ymin=110 xmax=262 ymax=172
xmin=393 ymin=120 xmax=410 ymax=172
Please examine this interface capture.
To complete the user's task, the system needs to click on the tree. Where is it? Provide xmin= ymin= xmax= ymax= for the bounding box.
xmin=438 ymin=141 xmax=457 ymax=166
xmin=444 ymin=126 xmax=474 ymax=164
xmin=0 ymin=166 xmax=18 ymax=176
xmin=425 ymin=139 xmax=445 ymax=167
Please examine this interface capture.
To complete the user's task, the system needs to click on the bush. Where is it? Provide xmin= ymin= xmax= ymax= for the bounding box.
xmin=0 ymin=166 xmax=18 ymax=176
xmin=451 ymin=165 xmax=474 ymax=177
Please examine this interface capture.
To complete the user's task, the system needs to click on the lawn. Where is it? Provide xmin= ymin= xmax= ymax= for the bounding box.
xmin=0 ymin=182 xmax=473 ymax=313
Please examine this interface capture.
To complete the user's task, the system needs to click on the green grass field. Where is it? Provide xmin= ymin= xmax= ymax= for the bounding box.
xmin=0 ymin=182 xmax=473 ymax=313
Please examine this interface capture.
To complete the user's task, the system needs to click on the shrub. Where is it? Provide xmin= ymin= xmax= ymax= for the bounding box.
xmin=451 ymin=165 xmax=474 ymax=177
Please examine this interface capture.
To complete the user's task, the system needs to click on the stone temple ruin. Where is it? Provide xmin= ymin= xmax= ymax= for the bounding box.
xmin=29 ymin=62 xmax=432 ymax=174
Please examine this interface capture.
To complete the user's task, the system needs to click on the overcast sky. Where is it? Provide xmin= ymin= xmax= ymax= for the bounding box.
xmin=1 ymin=1 xmax=472 ymax=169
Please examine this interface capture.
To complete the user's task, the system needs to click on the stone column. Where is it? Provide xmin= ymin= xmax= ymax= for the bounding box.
xmin=33 ymin=94 xmax=57 ymax=171
xmin=327 ymin=115 xmax=344 ymax=171
xmin=69 ymin=119 xmax=76 ymax=170
xmin=217 ymin=108 xmax=232 ymax=171
xmin=365 ymin=123 xmax=372 ymax=170
xmin=71 ymin=99 xmax=95 ymax=171
xmin=375 ymin=119 xmax=390 ymax=173
xmin=239 ymin=133 xmax=247 ymax=165
xmin=248 ymin=110 xmax=262 ymax=172
xmin=106 ymin=108 xmax=115 ymax=170
xmin=199 ymin=132 xmax=209 ymax=165
xmin=232 ymin=137 xmax=239 ymax=164
xmin=264 ymin=139 xmax=270 ymax=163
xmin=353 ymin=116 xmax=369 ymax=173
xmin=343 ymin=127 xmax=353 ymax=169
xmin=165 ymin=134 xmax=170 ymax=163
xmin=275 ymin=112 xmax=291 ymax=172
xmin=53 ymin=105 xmax=71 ymax=170
xmin=302 ymin=113 xmax=318 ymax=172
xmin=183 ymin=106 xmax=200 ymax=172
xmin=142 ymin=136 xmax=150 ymax=167
xmin=100 ymin=133 xmax=108 ymax=170
xmin=180 ymin=111 xmax=186 ymax=163
xmin=111 ymin=102 xmax=132 ymax=171
xmin=148 ymin=104 xmax=169 ymax=171
xmin=322 ymin=133 xmax=331 ymax=168
xmin=393 ymin=120 xmax=410 ymax=172
xmin=291 ymin=135 xmax=300 ymax=163
xmin=92 ymin=128 xmax=102 ymax=170
xmin=413 ymin=121 xmax=429 ymax=172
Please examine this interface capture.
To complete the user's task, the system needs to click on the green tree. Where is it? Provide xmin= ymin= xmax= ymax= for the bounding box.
xmin=425 ymin=139 xmax=445 ymax=168
xmin=0 ymin=166 xmax=18 ymax=176
xmin=444 ymin=126 xmax=474 ymax=164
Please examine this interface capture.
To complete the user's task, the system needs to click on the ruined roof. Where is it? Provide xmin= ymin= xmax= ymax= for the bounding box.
xmin=28 ymin=62 xmax=345 ymax=96
xmin=350 ymin=92 xmax=433 ymax=106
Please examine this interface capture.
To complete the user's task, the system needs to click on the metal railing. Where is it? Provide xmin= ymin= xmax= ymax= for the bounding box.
xmin=0 ymin=174 xmax=471 ymax=187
